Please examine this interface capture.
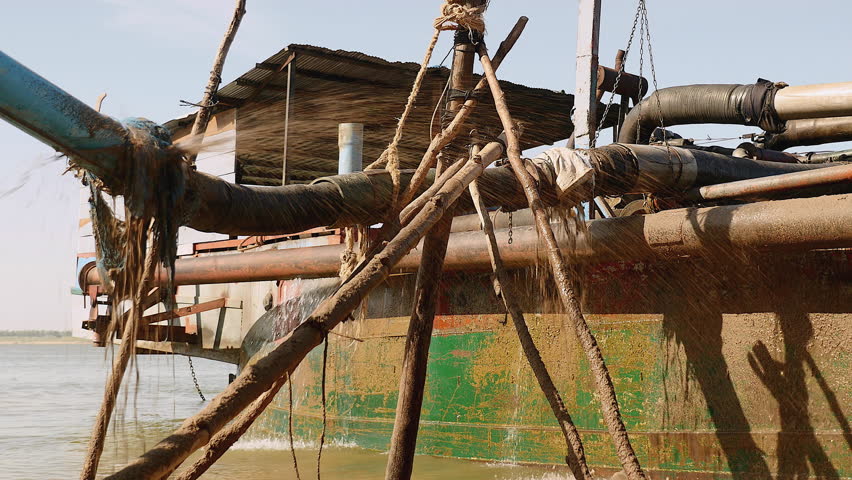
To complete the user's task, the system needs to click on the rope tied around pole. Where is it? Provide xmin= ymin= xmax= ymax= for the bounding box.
xmin=434 ymin=0 xmax=487 ymax=33
xmin=365 ymin=0 xmax=486 ymax=213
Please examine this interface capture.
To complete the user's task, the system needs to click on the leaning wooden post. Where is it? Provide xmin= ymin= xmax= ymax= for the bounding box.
xmin=399 ymin=16 xmax=528 ymax=206
xmin=477 ymin=45 xmax=648 ymax=480
xmin=105 ymin=140 xmax=507 ymax=480
xmin=186 ymin=0 xmax=247 ymax=165
xmin=385 ymin=6 xmax=486 ymax=477
xmin=468 ymin=180 xmax=593 ymax=480
xmin=173 ymin=376 xmax=288 ymax=480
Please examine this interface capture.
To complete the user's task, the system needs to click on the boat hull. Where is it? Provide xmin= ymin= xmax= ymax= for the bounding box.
xmin=249 ymin=250 xmax=852 ymax=479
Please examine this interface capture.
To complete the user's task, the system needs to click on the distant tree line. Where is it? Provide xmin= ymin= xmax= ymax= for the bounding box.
xmin=0 ymin=330 xmax=72 ymax=337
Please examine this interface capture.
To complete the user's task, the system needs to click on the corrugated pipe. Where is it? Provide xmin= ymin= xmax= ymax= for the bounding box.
xmin=187 ymin=166 xmax=552 ymax=236
xmin=619 ymin=80 xmax=852 ymax=145
xmin=618 ymin=80 xmax=787 ymax=144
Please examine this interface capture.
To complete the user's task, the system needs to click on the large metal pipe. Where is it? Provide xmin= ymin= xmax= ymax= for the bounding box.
xmin=760 ymin=116 xmax=852 ymax=151
xmin=774 ymin=82 xmax=852 ymax=120
xmin=618 ymin=82 xmax=784 ymax=144
xmin=618 ymin=81 xmax=852 ymax=145
xmin=588 ymin=144 xmax=829 ymax=197
xmin=81 ymin=193 xmax=852 ymax=289
xmin=802 ymin=148 xmax=852 ymax=164
xmin=687 ymin=163 xmax=852 ymax=202
xmin=0 ymin=50 xmax=130 ymax=187
xmin=193 ymin=144 xmax=832 ymax=235
xmin=0 ymin=50 xmax=546 ymax=236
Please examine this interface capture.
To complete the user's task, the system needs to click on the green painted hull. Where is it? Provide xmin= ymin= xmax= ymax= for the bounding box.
xmin=250 ymin=250 xmax=852 ymax=479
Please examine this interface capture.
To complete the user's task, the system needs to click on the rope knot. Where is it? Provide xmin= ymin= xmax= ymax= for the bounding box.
xmin=434 ymin=1 xmax=486 ymax=32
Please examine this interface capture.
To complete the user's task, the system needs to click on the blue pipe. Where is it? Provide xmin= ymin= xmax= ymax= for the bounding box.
xmin=0 ymin=50 xmax=129 ymax=186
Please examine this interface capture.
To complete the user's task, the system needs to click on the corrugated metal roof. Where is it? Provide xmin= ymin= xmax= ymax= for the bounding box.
xmin=166 ymin=44 xmax=619 ymax=185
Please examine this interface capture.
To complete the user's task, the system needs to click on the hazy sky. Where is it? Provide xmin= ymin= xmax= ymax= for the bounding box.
xmin=2 ymin=0 xmax=850 ymax=330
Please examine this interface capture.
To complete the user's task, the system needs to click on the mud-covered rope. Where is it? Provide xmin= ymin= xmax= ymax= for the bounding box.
xmin=364 ymin=0 xmax=485 ymax=211
xmin=316 ymin=335 xmax=329 ymax=480
xmin=287 ymin=373 xmax=302 ymax=480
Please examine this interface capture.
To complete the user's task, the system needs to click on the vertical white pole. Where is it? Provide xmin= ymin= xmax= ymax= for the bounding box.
xmin=337 ymin=123 xmax=364 ymax=174
xmin=573 ymin=0 xmax=602 ymax=149
xmin=281 ymin=62 xmax=293 ymax=185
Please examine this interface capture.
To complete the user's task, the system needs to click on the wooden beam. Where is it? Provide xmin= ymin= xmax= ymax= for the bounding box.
xmin=142 ymin=298 xmax=228 ymax=326
xmin=385 ymin=5 xmax=489 ymax=478
xmin=134 ymin=340 xmax=240 ymax=364
xmin=241 ymin=52 xmax=296 ymax=104
xmin=572 ymin=0 xmax=602 ymax=148
xmin=137 ymin=325 xmax=198 ymax=344
xmin=236 ymin=78 xmax=289 ymax=93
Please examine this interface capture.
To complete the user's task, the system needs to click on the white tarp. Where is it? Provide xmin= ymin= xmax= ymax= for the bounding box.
xmin=530 ymin=147 xmax=595 ymax=204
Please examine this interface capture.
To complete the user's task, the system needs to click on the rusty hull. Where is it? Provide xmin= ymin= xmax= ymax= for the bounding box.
xmin=250 ymin=248 xmax=852 ymax=478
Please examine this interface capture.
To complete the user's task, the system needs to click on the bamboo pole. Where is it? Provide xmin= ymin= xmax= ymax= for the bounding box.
xmin=174 ymin=377 xmax=287 ymax=480
xmin=468 ymin=180 xmax=593 ymax=480
xmin=186 ymin=0 xmax=247 ymax=165
xmin=385 ymin=12 xmax=485 ymax=475
xmin=399 ymin=16 xmax=528 ymax=207
xmin=477 ymin=45 xmax=647 ymax=480
xmin=104 ymin=140 xmax=506 ymax=480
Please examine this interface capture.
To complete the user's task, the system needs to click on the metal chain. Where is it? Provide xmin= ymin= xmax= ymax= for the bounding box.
xmin=188 ymin=356 xmax=206 ymax=401
xmin=507 ymin=211 xmax=513 ymax=245
xmin=636 ymin=6 xmax=646 ymax=145
xmin=593 ymin=0 xmax=644 ymax=147
xmin=640 ymin=1 xmax=668 ymax=144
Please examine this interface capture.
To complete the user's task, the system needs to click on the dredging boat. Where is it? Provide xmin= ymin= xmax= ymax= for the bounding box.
xmin=2 ymin=1 xmax=851 ymax=478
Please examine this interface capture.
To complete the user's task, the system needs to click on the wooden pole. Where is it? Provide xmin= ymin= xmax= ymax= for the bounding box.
xmin=80 ymin=243 xmax=157 ymax=480
xmin=573 ymin=0 xmax=601 ymax=149
xmin=478 ymin=44 xmax=647 ymax=480
xmin=400 ymin=16 xmax=528 ymax=207
xmin=468 ymin=180 xmax=593 ymax=480
xmin=187 ymin=0 xmax=247 ymax=165
xmin=173 ymin=377 xmax=287 ymax=480
xmin=105 ymin=140 xmax=506 ymax=480
xmin=384 ymin=11 xmax=484 ymax=476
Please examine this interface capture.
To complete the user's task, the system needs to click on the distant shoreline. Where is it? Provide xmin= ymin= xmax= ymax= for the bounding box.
xmin=0 ymin=336 xmax=91 ymax=345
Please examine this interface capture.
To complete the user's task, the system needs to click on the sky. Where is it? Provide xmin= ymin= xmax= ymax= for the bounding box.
xmin=1 ymin=0 xmax=851 ymax=330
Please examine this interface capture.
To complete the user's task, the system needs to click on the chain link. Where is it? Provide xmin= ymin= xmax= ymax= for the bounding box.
xmin=188 ymin=356 xmax=206 ymax=402
xmin=593 ymin=0 xmax=644 ymax=147
xmin=640 ymin=0 xmax=668 ymax=145
xmin=507 ymin=211 xmax=513 ymax=245
xmin=636 ymin=6 xmax=646 ymax=144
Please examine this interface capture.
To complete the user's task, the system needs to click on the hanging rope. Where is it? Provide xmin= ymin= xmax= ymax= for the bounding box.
xmin=287 ymin=372 xmax=302 ymax=480
xmin=364 ymin=0 xmax=486 ymax=211
xmin=316 ymin=335 xmax=329 ymax=480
